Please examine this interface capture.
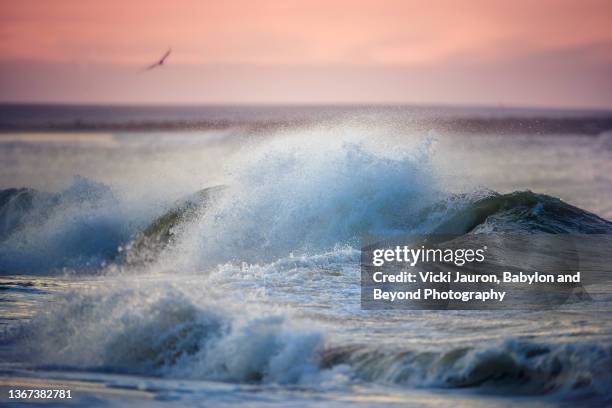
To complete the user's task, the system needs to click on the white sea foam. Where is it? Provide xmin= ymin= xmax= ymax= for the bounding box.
xmin=15 ymin=276 xmax=328 ymax=386
xmin=163 ymin=131 xmax=450 ymax=272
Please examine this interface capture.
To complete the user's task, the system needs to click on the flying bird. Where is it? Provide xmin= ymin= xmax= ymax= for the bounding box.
xmin=142 ymin=48 xmax=171 ymax=72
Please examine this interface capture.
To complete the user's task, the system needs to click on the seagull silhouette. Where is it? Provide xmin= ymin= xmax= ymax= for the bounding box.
xmin=142 ymin=48 xmax=171 ymax=72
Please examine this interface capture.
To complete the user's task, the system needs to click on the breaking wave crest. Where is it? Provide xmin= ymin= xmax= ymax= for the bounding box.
xmin=2 ymin=135 xmax=611 ymax=274
xmin=8 ymin=282 xmax=323 ymax=385
xmin=5 ymin=281 xmax=611 ymax=401
xmin=0 ymin=177 xmax=137 ymax=274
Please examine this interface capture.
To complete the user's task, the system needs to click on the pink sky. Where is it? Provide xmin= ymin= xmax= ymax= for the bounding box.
xmin=1 ymin=0 xmax=611 ymax=107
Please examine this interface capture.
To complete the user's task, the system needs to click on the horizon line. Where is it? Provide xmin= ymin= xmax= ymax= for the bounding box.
xmin=1 ymin=100 xmax=612 ymax=114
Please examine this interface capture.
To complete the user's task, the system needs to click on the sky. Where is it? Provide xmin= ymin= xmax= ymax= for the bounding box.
xmin=0 ymin=0 xmax=611 ymax=108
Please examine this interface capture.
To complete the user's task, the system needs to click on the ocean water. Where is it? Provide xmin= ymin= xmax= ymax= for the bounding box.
xmin=1 ymin=105 xmax=612 ymax=407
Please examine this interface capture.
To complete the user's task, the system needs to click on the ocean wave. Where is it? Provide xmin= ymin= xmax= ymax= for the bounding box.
xmin=2 ymin=136 xmax=611 ymax=275
xmin=5 ymin=282 xmax=323 ymax=385
xmin=434 ymin=190 xmax=612 ymax=234
xmin=322 ymin=340 xmax=612 ymax=399
xmin=169 ymin=137 xmax=444 ymax=268
xmin=0 ymin=177 xmax=143 ymax=274
xmin=131 ymin=134 xmax=612 ymax=272
xmin=127 ymin=188 xmax=612 ymax=269
xmin=5 ymin=280 xmax=610 ymax=401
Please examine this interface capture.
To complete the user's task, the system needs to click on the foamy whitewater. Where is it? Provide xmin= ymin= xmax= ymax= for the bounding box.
xmin=1 ymin=105 xmax=612 ymax=407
